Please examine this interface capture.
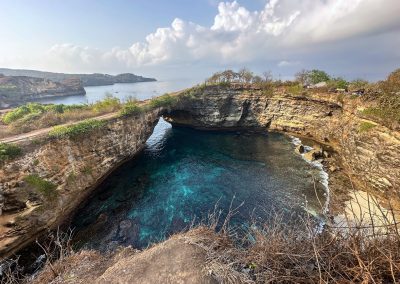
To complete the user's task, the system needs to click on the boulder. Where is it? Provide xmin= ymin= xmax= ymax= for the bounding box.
xmin=295 ymin=144 xmax=305 ymax=154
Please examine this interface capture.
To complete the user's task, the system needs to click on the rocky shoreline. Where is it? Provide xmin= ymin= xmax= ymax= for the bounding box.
xmin=0 ymin=74 xmax=86 ymax=109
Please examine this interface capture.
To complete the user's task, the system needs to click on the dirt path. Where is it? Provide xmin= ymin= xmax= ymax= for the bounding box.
xmin=0 ymin=89 xmax=186 ymax=144
xmin=0 ymin=112 xmax=119 ymax=144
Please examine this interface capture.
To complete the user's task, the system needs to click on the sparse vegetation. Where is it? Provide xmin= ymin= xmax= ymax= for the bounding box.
xmin=119 ymin=99 xmax=143 ymax=116
xmin=360 ymin=107 xmax=400 ymax=128
xmin=149 ymin=94 xmax=178 ymax=108
xmin=356 ymin=69 xmax=400 ymax=129
xmin=349 ymin=79 xmax=370 ymax=91
xmin=81 ymin=165 xmax=93 ymax=175
xmin=0 ymin=97 xmax=121 ymax=139
xmin=91 ymin=94 xmax=121 ymax=113
xmin=48 ymin=119 xmax=106 ymax=138
xmin=2 ymin=103 xmax=86 ymax=125
xmin=295 ymin=69 xmax=330 ymax=85
xmin=287 ymin=84 xmax=305 ymax=96
xmin=358 ymin=121 xmax=377 ymax=133
xmin=0 ymin=143 xmax=22 ymax=162
xmin=327 ymin=77 xmax=349 ymax=90
xmin=24 ymin=174 xmax=57 ymax=199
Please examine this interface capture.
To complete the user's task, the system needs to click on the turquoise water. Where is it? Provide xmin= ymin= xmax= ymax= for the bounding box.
xmin=72 ymin=119 xmax=327 ymax=250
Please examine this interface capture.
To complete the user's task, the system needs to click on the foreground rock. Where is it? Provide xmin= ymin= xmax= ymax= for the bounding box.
xmin=32 ymin=229 xmax=217 ymax=284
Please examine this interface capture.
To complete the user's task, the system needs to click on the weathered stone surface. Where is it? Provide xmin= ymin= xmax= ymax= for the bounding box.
xmin=164 ymin=87 xmax=400 ymax=198
xmin=0 ymin=109 xmax=161 ymax=257
xmin=295 ymin=145 xmax=305 ymax=154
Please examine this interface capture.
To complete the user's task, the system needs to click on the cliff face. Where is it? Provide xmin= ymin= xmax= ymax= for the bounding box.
xmin=0 ymin=109 xmax=161 ymax=257
xmin=0 ymin=75 xmax=86 ymax=108
xmin=1 ymin=86 xmax=399 ymax=259
xmin=164 ymin=87 xmax=400 ymax=197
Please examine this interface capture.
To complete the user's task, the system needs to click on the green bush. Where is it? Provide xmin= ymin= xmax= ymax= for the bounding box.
xmin=0 ymin=143 xmax=22 ymax=162
xmin=2 ymin=103 xmax=88 ymax=124
xmin=91 ymin=94 xmax=121 ymax=113
xmin=24 ymin=174 xmax=57 ymax=199
xmin=150 ymin=94 xmax=178 ymax=108
xmin=327 ymin=77 xmax=348 ymax=90
xmin=49 ymin=119 xmax=106 ymax=138
xmin=308 ymin=70 xmax=330 ymax=84
xmin=358 ymin=121 xmax=377 ymax=133
xmin=120 ymin=100 xmax=143 ymax=116
xmin=2 ymin=105 xmax=32 ymax=124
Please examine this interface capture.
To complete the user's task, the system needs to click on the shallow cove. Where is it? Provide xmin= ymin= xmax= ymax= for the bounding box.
xmin=72 ymin=119 xmax=327 ymax=250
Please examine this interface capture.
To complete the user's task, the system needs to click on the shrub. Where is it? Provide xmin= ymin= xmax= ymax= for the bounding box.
xmin=308 ymin=69 xmax=330 ymax=84
xmin=120 ymin=100 xmax=143 ymax=116
xmin=327 ymin=77 xmax=349 ymax=90
xmin=24 ymin=174 xmax=57 ymax=199
xmin=361 ymin=107 xmax=400 ymax=128
xmin=358 ymin=121 xmax=377 ymax=133
xmin=349 ymin=79 xmax=370 ymax=91
xmin=91 ymin=94 xmax=121 ymax=113
xmin=49 ymin=119 xmax=106 ymax=138
xmin=380 ymin=68 xmax=400 ymax=93
xmin=287 ymin=84 xmax=304 ymax=96
xmin=2 ymin=105 xmax=32 ymax=124
xmin=81 ymin=166 xmax=93 ymax=175
xmin=0 ymin=143 xmax=22 ymax=162
xmin=149 ymin=94 xmax=178 ymax=108
xmin=2 ymin=103 xmax=89 ymax=125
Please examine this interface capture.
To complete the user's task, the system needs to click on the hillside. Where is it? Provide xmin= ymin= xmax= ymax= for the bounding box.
xmin=0 ymin=74 xmax=85 ymax=108
xmin=0 ymin=68 xmax=156 ymax=86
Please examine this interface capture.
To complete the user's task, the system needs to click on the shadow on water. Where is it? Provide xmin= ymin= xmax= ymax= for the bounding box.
xmin=71 ymin=118 xmax=327 ymax=251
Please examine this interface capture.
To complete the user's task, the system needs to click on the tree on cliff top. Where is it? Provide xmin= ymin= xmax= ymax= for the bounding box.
xmin=381 ymin=68 xmax=400 ymax=94
xmin=295 ymin=69 xmax=330 ymax=85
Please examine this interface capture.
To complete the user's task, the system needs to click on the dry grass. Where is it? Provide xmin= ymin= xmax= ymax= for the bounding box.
xmin=2 ymin=195 xmax=399 ymax=283
xmin=0 ymin=97 xmax=122 ymax=139
xmin=183 ymin=199 xmax=400 ymax=284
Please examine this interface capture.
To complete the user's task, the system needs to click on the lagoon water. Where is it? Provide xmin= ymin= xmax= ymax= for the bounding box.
xmin=72 ymin=119 xmax=327 ymax=250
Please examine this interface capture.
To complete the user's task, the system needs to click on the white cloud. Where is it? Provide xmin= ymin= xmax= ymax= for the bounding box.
xmin=30 ymin=1 xmax=400 ymax=77
xmin=278 ymin=60 xmax=300 ymax=67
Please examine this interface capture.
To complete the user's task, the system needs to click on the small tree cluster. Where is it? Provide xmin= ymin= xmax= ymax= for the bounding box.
xmin=295 ymin=69 xmax=331 ymax=85
xmin=206 ymin=68 xmax=273 ymax=86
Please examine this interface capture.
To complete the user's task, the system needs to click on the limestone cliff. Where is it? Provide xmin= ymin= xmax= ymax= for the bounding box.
xmin=1 ymin=85 xmax=399 ymax=260
xmin=0 ymin=75 xmax=86 ymax=108
xmin=0 ymin=109 xmax=161 ymax=258
xmin=164 ymin=86 xmax=400 ymax=198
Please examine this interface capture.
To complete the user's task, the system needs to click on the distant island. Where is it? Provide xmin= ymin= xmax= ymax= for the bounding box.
xmin=0 ymin=68 xmax=157 ymax=87
xmin=0 ymin=68 xmax=157 ymax=108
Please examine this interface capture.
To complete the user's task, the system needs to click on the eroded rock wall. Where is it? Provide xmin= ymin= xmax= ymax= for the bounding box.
xmin=165 ymin=87 xmax=400 ymax=197
xmin=0 ymin=109 xmax=161 ymax=258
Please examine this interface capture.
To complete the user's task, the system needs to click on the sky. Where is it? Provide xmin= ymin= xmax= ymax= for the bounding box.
xmin=0 ymin=0 xmax=399 ymax=81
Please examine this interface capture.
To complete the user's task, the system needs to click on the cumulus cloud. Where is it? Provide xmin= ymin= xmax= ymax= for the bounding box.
xmin=43 ymin=0 xmax=400 ymax=77
xmin=278 ymin=60 xmax=300 ymax=67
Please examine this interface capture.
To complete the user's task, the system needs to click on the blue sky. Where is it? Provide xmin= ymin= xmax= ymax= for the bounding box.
xmin=1 ymin=0 xmax=399 ymax=81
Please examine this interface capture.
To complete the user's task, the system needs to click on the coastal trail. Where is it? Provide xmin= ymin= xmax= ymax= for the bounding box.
xmin=0 ymin=112 xmax=119 ymax=144
xmin=0 ymin=89 xmax=186 ymax=144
